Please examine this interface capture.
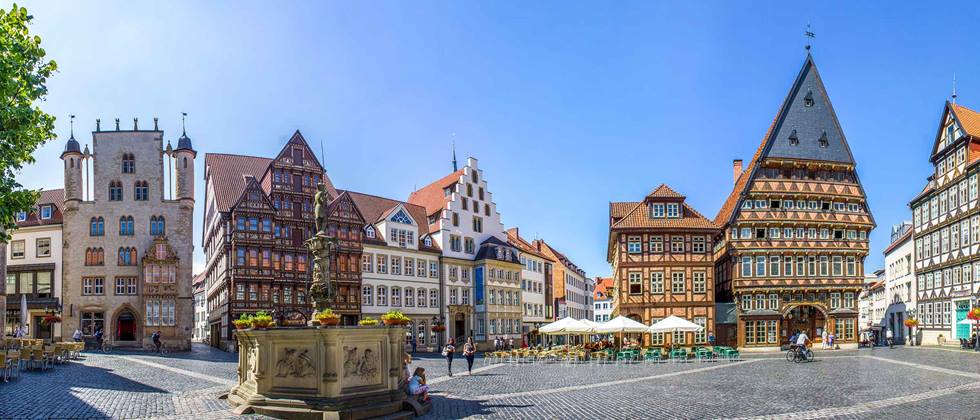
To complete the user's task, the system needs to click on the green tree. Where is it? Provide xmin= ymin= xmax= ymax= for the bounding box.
xmin=0 ymin=4 xmax=57 ymax=334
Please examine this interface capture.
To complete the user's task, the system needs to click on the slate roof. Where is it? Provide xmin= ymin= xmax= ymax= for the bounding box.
xmin=345 ymin=190 xmax=441 ymax=253
xmin=205 ymin=153 xmax=273 ymax=213
xmin=15 ymin=189 xmax=64 ymax=227
xmin=714 ymin=54 xmax=860 ymax=226
xmin=476 ymin=236 xmax=521 ymax=264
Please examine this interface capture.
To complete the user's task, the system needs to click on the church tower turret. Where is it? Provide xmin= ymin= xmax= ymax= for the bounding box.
xmin=61 ymin=115 xmax=83 ymax=204
xmin=174 ymin=113 xmax=196 ymax=203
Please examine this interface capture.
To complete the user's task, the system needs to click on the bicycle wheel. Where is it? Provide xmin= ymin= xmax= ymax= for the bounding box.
xmin=804 ymin=350 xmax=814 ymax=362
xmin=785 ymin=350 xmax=796 ymax=362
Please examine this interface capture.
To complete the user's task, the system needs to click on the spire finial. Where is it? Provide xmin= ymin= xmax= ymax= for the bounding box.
xmin=451 ymin=132 xmax=458 ymax=172
xmin=181 ymin=112 xmax=187 ymax=136
xmin=805 ymin=23 xmax=815 ymax=51
xmin=69 ymin=114 xmax=75 ymax=139
xmin=952 ymin=73 xmax=958 ymax=104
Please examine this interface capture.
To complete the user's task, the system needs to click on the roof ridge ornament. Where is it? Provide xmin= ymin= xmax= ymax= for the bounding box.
xmin=952 ymin=73 xmax=957 ymax=104
xmin=69 ymin=114 xmax=75 ymax=140
xmin=805 ymin=23 xmax=815 ymax=51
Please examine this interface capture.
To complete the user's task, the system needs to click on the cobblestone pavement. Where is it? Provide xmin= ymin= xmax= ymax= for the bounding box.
xmin=4 ymin=345 xmax=980 ymax=419
xmin=414 ymin=347 xmax=980 ymax=419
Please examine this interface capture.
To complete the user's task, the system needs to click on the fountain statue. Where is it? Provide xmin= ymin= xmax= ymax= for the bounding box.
xmin=306 ymin=183 xmax=338 ymax=311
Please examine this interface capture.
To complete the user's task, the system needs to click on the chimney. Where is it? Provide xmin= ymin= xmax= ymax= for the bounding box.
xmin=732 ymin=159 xmax=743 ymax=185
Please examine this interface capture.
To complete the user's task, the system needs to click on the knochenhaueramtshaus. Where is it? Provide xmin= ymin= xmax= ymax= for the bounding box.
xmin=712 ymin=53 xmax=876 ymax=350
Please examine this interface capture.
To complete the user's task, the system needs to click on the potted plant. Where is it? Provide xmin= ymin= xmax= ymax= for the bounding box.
xmin=252 ymin=311 xmax=274 ymax=329
xmin=381 ymin=310 xmax=410 ymax=326
xmin=431 ymin=325 xmax=446 ymax=333
xmin=314 ymin=309 xmax=341 ymax=326
xmin=41 ymin=314 xmax=61 ymax=326
xmin=359 ymin=316 xmax=379 ymax=326
xmin=233 ymin=314 xmax=253 ymax=330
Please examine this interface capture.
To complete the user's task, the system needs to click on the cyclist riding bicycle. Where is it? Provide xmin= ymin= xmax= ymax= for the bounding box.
xmin=791 ymin=330 xmax=810 ymax=355
xmin=151 ymin=330 xmax=162 ymax=354
xmin=95 ymin=328 xmax=104 ymax=351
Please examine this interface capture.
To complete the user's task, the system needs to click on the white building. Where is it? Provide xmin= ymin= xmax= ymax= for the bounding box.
xmin=349 ymin=191 xmax=442 ymax=352
xmin=506 ymin=228 xmax=551 ymax=345
xmin=883 ymin=222 xmax=915 ymax=343
xmin=408 ymin=157 xmax=509 ymax=348
xmin=592 ymin=277 xmax=614 ymax=323
xmin=5 ymin=189 xmax=64 ymax=340
xmin=192 ymin=273 xmax=207 ymax=342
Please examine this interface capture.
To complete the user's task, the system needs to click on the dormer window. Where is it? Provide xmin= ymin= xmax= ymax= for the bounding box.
xmin=650 ymin=203 xmax=665 ymax=218
xmin=365 ymin=225 xmax=376 ymax=239
xmin=818 ymin=131 xmax=829 ymax=148
xmin=666 ymin=203 xmax=680 ymax=218
xmin=40 ymin=205 xmax=52 ymax=219
xmin=423 ymin=236 xmax=432 ymax=247
xmin=16 ymin=211 xmax=27 ymax=222
xmin=803 ymin=91 xmax=814 ymax=107
xmin=788 ymin=129 xmax=799 ymax=146
xmin=390 ymin=209 xmax=412 ymax=225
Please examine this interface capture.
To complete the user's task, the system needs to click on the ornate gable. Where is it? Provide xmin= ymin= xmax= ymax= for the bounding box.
xmin=327 ymin=191 xmax=365 ymax=226
xmin=231 ymin=176 xmax=275 ymax=213
xmin=387 ymin=207 xmax=415 ymax=225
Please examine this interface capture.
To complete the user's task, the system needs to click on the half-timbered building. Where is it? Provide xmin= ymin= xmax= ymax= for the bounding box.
xmin=202 ymin=131 xmax=363 ymax=351
xmin=713 ymin=54 xmax=875 ymax=350
xmin=910 ymin=101 xmax=980 ymax=345
xmin=608 ymin=184 xmax=719 ymax=347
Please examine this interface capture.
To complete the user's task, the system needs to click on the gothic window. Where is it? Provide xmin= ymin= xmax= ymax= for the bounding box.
xmin=109 ymin=180 xmax=123 ymax=201
xmin=122 ymin=153 xmax=135 ymax=173
xmin=365 ymin=225 xmax=375 ymax=238
xmin=134 ymin=180 xmax=149 ymax=201
xmin=90 ymin=217 xmax=105 ymax=236
xmin=788 ymin=129 xmax=799 ymax=146
xmin=390 ymin=210 xmax=412 ymax=224
xmin=119 ymin=216 xmax=134 ymax=236
xmin=118 ymin=247 xmax=137 ymax=266
xmin=85 ymin=248 xmax=105 ymax=266
xmin=818 ymin=131 xmax=829 ymax=148
xmin=150 ymin=216 xmax=166 ymax=236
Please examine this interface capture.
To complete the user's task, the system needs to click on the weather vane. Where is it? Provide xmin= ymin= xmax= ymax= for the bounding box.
xmin=805 ymin=23 xmax=815 ymax=51
xmin=69 ymin=114 xmax=75 ymax=139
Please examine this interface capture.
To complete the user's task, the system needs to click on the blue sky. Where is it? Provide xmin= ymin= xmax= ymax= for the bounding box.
xmin=12 ymin=1 xmax=980 ymax=276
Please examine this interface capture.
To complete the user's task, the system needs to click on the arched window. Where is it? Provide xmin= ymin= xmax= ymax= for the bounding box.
xmin=90 ymin=217 xmax=105 ymax=236
xmin=134 ymin=180 xmax=148 ymax=201
xmin=377 ymin=286 xmax=388 ymax=306
xmin=119 ymin=216 xmax=134 ymax=236
xmin=86 ymin=248 xmax=104 ymax=266
xmin=109 ymin=180 xmax=123 ymax=201
xmin=423 ymin=236 xmax=432 ymax=247
xmin=122 ymin=153 xmax=135 ymax=173
xmin=150 ymin=216 xmax=166 ymax=236
xmin=365 ymin=225 xmax=375 ymax=239
xmin=117 ymin=247 xmax=137 ymax=266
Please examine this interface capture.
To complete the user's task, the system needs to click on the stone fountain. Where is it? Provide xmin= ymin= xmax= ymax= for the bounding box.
xmin=227 ymin=184 xmax=410 ymax=420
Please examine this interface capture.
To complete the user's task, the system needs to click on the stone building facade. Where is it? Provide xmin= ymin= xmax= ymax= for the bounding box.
xmin=609 ymin=184 xmax=719 ymax=347
xmin=61 ymin=122 xmax=195 ymax=350
xmin=909 ymin=101 xmax=980 ymax=345
xmin=713 ymin=54 xmax=874 ymax=350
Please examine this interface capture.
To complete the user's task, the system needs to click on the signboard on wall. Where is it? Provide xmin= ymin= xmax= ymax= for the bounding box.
xmin=474 ymin=267 xmax=484 ymax=305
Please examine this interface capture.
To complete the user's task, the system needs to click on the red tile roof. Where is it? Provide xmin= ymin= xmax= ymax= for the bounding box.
xmin=610 ymin=184 xmax=717 ymax=230
xmin=15 ymin=188 xmax=64 ymax=227
xmin=346 ymin=190 xmax=441 ymax=252
xmin=205 ymin=153 xmax=273 ymax=213
xmin=951 ymin=103 xmax=980 ymax=137
xmin=593 ymin=276 xmax=614 ymax=300
xmin=505 ymin=227 xmax=554 ymax=261
xmin=407 ymin=169 xmax=465 ymax=218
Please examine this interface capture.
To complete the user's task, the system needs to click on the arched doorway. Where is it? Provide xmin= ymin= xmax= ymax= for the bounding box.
xmin=782 ymin=304 xmax=827 ymax=345
xmin=116 ymin=309 xmax=138 ymax=342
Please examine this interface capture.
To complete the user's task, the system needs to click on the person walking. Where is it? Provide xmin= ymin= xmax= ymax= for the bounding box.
xmin=821 ymin=329 xmax=829 ymax=350
xmin=411 ymin=336 xmax=417 ymax=355
xmin=72 ymin=328 xmax=83 ymax=342
xmin=151 ymin=330 xmax=163 ymax=354
xmin=13 ymin=324 xmax=24 ymax=338
xmin=886 ymin=328 xmax=894 ymax=349
xmin=95 ymin=328 xmax=105 ymax=351
xmin=444 ymin=338 xmax=456 ymax=377
xmin=463 ymin=337 xmax=476 ymax=375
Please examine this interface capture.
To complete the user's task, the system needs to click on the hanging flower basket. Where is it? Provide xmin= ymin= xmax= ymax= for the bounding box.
xmin=968 ymin=308 xmax=980 ymax=320
xmin=41 ymin=315 xmax=61 ymax=326
xmin=904 ymin=318 xmax=919 ymax=328
xmin=432 ymin=325 xmax=446 ymax=333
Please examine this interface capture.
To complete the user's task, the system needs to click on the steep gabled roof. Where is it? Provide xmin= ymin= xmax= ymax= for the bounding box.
xmin=407 ymin=169 xmax=465 ymax=218
xmin=505 ymin=227 xmax=554 ymax=261
xmin=610 ymin=184 xmax=716 ymax=230
xmin=15 ymin=188 xmax=64 ymax=227
xmin=262 ymin=130 xmax=338 ymax=198
xmin=205 ymin=153 xmax=273 ymax=213
xmin=715 ymin=54 xmax=859 ymax=226
xmin=950 ymin=103 xmax=980 ymax=138
xmin=647 ymin=184 xmax=685 ymax=199
xmin=345 ymin=190 xmax=441 ymax=252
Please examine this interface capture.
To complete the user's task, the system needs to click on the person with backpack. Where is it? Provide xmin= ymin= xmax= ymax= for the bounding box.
xmin=151 ymin=330 xmax=163 ymax=354
xmin=463 ymin=337 xmax=476 ymax=375
xmin=443 ymin=338 xmax=456 ymax=377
